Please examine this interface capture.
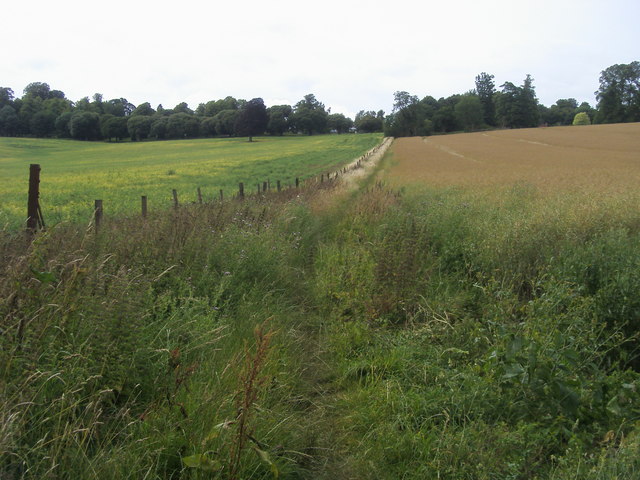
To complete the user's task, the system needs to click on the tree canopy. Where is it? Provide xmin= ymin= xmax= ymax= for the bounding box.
xmin=1 ymin=61 xmax=637 ymax=142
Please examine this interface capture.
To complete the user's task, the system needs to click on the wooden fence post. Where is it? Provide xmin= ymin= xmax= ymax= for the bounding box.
xmin=94 ymin=200 xmax=103 ymax=231
xmin=295 ymin=177 xmax=299 ymax=188
xmin=172 ymin=189 xmax=179 ymax=208
xmin=220 ymin=189 xmax=224 ymax=202
xmin=263 ymin=181 xmax=268 ymax=192
xmin=239 ymin=182 xmax=244 ymax=199
xmin=197 ymin=187 xmax=203 ymax=204
xmin=27 ymin=163 xmax=44 ymax=234
xmin=277 ymin=180 xmax=281 ymax=192
xmin=141 ymin=196 xmax=148 ymax=218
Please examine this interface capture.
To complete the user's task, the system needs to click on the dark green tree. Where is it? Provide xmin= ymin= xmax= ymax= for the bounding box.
xmin=101 ymin=115 xmax=128 ymax=141
xmin=594 ymin=61 xmax=640 ymax=123
xmin=55 ymin=111 xmax=73 ymax=138
xmin=166 ymin=113 xmax=200 ymax=138
xmin=30 ymin=110 xmax=57 ymax=136
xmin=235 ymin=98 xmax=268 ymax=141
xmin=150 ymin=116 xmax=169 ymax=139
xmin=200 ymin=116 xmax=217 ymax=137
xmin=495 ymin=76 xmax=539 ymax=128
xmin=70 ymin=111 xmax=101 ymax=140
xmin=172 ymin=102 xmax=194 ymax=115
xmin=544 ymin=98 xmax=578 ymax=125
xmin=103 ymin=98 xmax=134 ymax=117
xmin=433 ymin=95 xmax=461 ymax=133
xmin=131 ymin=102 xmax=155 ymax=116
xmin=475 ymin=72 xmax=496 ymax=126
xmin=454 ymin=94 xmax=484 ymax=131
xmin=266 ymin=105 xmax=292 ymax=135
xmin=213 ymin=110 xmax=239 ymax=136
xmin=327 ymin=113 xmax=353 ymax=134
xmin=354 ymin=110 xmax=383 ymax=133
xmin=389 ymin=91 xmax=421 ymax=136
xmin=0 ymin=105 xmax=19 ymax=136
xmin=292 ymin=94 xmax=328 ymax=135
xmin=23 ymin=82 xmax=51 ymax=100
xmin=127 ymin=115 xmax=152 ymax=141
xmin=0 ymin=87 xmax=14 ymax=109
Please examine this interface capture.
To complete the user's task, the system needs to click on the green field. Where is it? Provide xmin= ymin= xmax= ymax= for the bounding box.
xmin=0 ymin=134 xmax=381 ymax=228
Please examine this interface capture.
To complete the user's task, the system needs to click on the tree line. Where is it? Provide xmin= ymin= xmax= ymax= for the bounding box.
xmin=385 ymin=61 xmax=640 ymax=137
xmin=0 ymin=61 xmax=638 ymax=141
xmin=0 ymin=87 xmax=380 ymax=141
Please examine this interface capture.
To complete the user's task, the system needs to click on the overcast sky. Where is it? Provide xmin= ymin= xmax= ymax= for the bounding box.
xmin=3 ymin=0 xmax=638 ymax=118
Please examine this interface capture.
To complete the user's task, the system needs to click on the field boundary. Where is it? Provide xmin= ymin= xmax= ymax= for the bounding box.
xmin=20 ymin=137 xmax=392 ymax=234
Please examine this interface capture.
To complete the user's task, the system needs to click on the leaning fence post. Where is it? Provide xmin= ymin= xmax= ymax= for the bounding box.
xmin=94 ymin=200 xmax=103 ymax=231
xmin=172 ymin=189 xmax=179 ymax=208
xmin=27 ymin=163 xmax=44 ymax=235
xmin=141 ymin=195 xmax=148 ymax=218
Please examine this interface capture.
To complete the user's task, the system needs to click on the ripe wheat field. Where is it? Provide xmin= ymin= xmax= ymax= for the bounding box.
xmin=387 ymin=123 xmax=640 ymax=194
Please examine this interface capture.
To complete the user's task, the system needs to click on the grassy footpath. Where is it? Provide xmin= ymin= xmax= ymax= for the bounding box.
xmin=0 ymin=134 xmax=381 ymax=229
xmin=2 ymin=143 xmax=640 ymax=478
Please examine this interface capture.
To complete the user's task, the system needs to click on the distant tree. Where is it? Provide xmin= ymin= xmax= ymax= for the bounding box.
xmin=23 ymin=82 xmax=51 ymax=99
xmin=495 ymin=75 xmax=539 ymax=128
xmin=74 ymin=97 xmax=94 ymax=112
xmin=103 ymin=98 xmax=134 ymax=117
xmin=166 ymin=113 xmax=200 ymax=138
xmin=354 ymin=110 xmax=383 ymax=133
xmin=17 ymin=95 xmax=44 ymax=134
xmin=150 ymin=116 xmax=169 ymax=139
xmin=389 ymin=91 xmax=421 ymax=136
xmin=70 ymin=111 xmax=101 ymax=140
xmin=475 ymin=72 xmax=496 ymax=126
xmin=327 ymin=113 xmax=353 ymax=134
xmin=235 ymin=98 xmax=268 ymax=141
xmin=0 ymin=87 xmax=14 ymax=109
xmin=43 ymin=97 xmax=72 ymax=117
xmin=101 ymin=115 xmax=128 ymax=141
xmin=292 ymin=94 xmax=328 ymax=135
xmin=266 ymin=105 xmax=292 ymax=135
xmin=172 ymin=102 xmax=194 ymax=115
xmin=433 ymin=95 xmax=461 ymax=133
xmin=572 ymin=112 xmax=591 ymax=125
xmin=200 ymin=116 xmax=217 ymax=137
xmin=0 ymin=105 xmax=19 ymax=136
xmin=30 ymin=110 xmax=57 ymax=136
xmin=544 ymin=98 xmax=578 ymax=125
xmin=55 ymin=111 xmax=73 ymax=137
xmin=595 ymin=61 xmax=640 ymax=123
xmin=127 ymin=115 xmax=152 ymax=141
xmin=454 ymin=94 xmax=484 ymax=131
xmin=131 ymin=102 xmax=155 ymax=116
xmin=213 ymin=109 xmax=239 ymax=136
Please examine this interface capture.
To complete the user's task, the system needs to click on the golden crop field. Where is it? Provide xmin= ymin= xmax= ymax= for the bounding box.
xmin=387 ymin=123 xmax=640 ymax=194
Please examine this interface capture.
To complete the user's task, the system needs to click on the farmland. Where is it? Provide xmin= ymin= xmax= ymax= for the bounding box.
xmin=3 ymin=126 xmax=640 ymax=479
xmin=387 ymin=123 xmax=640 ymax=193
xmin=0 ymin=133 xmax=381 ymax=228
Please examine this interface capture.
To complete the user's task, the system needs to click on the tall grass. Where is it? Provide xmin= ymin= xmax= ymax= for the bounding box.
xmin=2 ymin=145 xmax=640 ymax=478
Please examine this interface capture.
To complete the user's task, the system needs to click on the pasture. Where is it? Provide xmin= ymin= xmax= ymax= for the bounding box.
xmin=0 ymin=133 xmax=381 ymax=228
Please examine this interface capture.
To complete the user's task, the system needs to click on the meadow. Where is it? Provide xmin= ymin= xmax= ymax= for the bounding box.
xmin=2 ymin=126 xmax=640 ymax=479
xmin=0 ymin=134 xmax=381 ymax=228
